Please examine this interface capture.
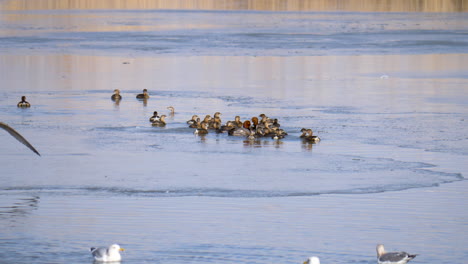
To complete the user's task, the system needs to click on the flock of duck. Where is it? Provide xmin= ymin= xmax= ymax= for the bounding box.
xmin=108 ymin=89 xmax=321 ymax=142
xmin=89 ymin=243 xmax=417 ymax=263
xmin=4 ymin=90 xmax=320 ymax=156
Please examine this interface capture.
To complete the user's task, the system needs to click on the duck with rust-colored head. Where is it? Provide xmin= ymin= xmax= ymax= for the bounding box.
xmin=17 ymin=96 xmax=31 ymax=108
xmin=229 ymin=120 xmax=251 ymax=137
xmin=136 ymin=89 xmax=150 ymax=99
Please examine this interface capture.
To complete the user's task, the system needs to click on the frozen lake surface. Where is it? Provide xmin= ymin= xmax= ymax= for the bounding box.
xmin=0 ymin=4 xmax=467 ymax=264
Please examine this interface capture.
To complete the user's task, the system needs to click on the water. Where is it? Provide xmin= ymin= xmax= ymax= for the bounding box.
xmin=0 ymin=2 xmax=468 ymax=264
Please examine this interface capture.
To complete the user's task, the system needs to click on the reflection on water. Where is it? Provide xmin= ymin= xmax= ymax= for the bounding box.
xmin=1 ymin=0 xmax=466 ymax=12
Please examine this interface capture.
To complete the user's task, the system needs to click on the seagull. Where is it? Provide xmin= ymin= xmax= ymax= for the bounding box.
xmin=377 ymin=244 xmax=417 ymax=264
xmin=0 ymin=122 xmax=40 ymax=156
xmin=90 ymin=244 xmax=124 ymax=262
xmin=303 ymin=256 xmax=320 ymax=264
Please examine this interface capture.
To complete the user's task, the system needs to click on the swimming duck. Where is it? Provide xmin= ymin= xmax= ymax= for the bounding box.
xmin=189 ymin=117 xmax=201 ymax=129
xmin=194 ymin=122 xmax=209 ymax=135
xmin=149 ymin=111 xmax=159 ymax=122
xmin=233 ymin=116 xmax=242 ymax=128
xmin=17 ymin=96 xmax=30 ymax=108
xmin=151 ymin=115 xmax=166 ymax=127
xmin=216 ymin=121 xmax=235 ymax=133
xmin=111 ymin=89 xmax=122 ymax=101
xmin=167 ymin=106 xmax=175 ymax=116
xmin=376 ymin=244 xmax=417 ymax=264
xmin=251 ymin=116 xmax=259 ymax=130
xmin=90 ymin=244 xmax=125 ymax=262
xmin=209 ymin=112 xmax=222 ymax=129
xmin=136 ymin=89 xmax=149 ymax=99
xmin=0 ymin=122 xmax=40 ymax=156
xmin=187 ymin=115 xmax=199 ymax=125
xmin=200 ymin=115 xmax=212 ymax=129
xmin=228 ymin=120 xmax=251 ymax=137
xmin=303 ymin=129 xmax=320 ymax=143
xmin=299 ymin=128 xmax=308 ymax=138
xmin=303 ymin=256 xmax=320 ymax=264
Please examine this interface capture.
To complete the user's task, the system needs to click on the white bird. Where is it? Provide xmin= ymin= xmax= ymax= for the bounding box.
xmin=90 ymin=244 xmax=125 ymax=262
xmin=377 ymin=244 xmax=417 ymax=264
xmin=0 ymin=122 xmax=40 ymax=156
xmin=303 ymin=256 xmax=320 ymax=264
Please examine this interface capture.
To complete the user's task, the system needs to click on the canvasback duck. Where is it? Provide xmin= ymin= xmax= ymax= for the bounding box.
xmin=376 ymin=244 xmax=417 ymax=264
xmin=17 ymin=96 xmax=30 ymax=108
xmin=303 ymin=256 xmax=320 ymax=264
xmin=251 ymin=116 xmax=259 ymax=130
xmin=229 ymin=120 xmax=251 ymax=137
xmin=136 ymin=89 xmax=149 ymax=99
xmin=149 ymin=111 xmax=159 ymax=122
xmin=151 ymin=115 xmax=166 ymax=127
xmin=0 ymin=122 xmax=40 ymax=156
xmin=90 ymin=244 xmax=125 ymax=262
xmin=111 ymin=89 xmax=122 ymax=101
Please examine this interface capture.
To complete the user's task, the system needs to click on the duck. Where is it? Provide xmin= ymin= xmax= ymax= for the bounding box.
xmin=376 ymin=244 xmax=417 ymax=264
xmin=90 ymin=244 xmax=125 ymax=262
xmin=303 ymin=129 xmax=320 ymax=143
xmin=247 ymin=130 xmax=258 ymax=140
xmin=189 ymin=118 xmax=201 ymax=129
xmin=111 ymin=89 xmax=122 ymax=101
xmin=194 ymin=122 xmax=209 ymax=135
xmin=303 ymin=256 xmax=320 ymax=264
xmin=228 ymin=120 xmax=251 ymax=137
xmin=149 ymin=111 xmax=159 ymax=122
xmin=209 ymin=112 xmax=222 ymax=129
xmin=216 ymin=121 xmax=235 ymax=133
xmin=0 ymin=122 xmax=40 ymax=156
xmin=299 ymin=128 xmax=308 ymax=138
xmin=232 ymin=116 xmax=242 ymax=128
xmin=151 ymin=115 xmax=166 ymax=127
xmin=200 ymin=115 xmax=212 ymax=129
xmin=187 ymin=115 xmax=199 ymax=126
xmin=17 ymin=96 xmax=31 ymax=108
xmin=136 ymin=89 xmax=149 ymax=99
xmin=271 ymin=129 xmax=287 ymax=140
xmin=167 ymin=106 xmax=175 ymax=116
xmin=251 ymin=116 xmax=259 ymax=130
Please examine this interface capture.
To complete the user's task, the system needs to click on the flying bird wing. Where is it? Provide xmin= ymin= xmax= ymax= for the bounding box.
xmin=0 ymin=122 xmax=41 ymax=156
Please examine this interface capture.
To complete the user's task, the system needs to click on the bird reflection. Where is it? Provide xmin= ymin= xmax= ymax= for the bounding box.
xmin=0 ymin=122 xmax=40 ymax=156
